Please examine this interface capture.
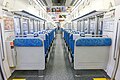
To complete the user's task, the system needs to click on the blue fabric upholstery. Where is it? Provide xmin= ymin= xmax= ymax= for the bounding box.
xmin=44 ymin=34 xmax=49 ymax=54
xmin=48 ymin=30 xmax=54 ymax=46
xmin=44 ymin=29 xmax=55 ymax=54
xmin=71 ymin=54 xmax=74 ymax=58
xmin=44 ymin=39 xmax=48 ymax=54
xmin=14 ymin=38 xmax=43 ymax=47
xmin=69 ymin=34 xmax=75 ymax=55
xmin=76 ymin=37 xmax=112 ymax=46
xmin=64 ymin=30 xmax=70 ymax=45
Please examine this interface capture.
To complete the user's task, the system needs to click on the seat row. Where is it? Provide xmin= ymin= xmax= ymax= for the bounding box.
xmin=62 ymin=28 xmax=112 ymax=70
xmin=13 ymin=29 xmax=56 ymax=70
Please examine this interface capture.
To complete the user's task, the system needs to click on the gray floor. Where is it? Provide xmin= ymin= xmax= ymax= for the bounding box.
xmin=44 ymin=33 xmax=74 ymax=80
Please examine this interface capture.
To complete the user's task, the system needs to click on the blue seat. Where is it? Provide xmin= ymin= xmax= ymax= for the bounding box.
xmin=44 ymin=29 xmax=55 ymax=56
xmin=44 ymin=34 xmax=49 ymax=55
xmin=69 ymin=34 xmax=75 ymax=58
xmin=76 ymin=37 xmax=112 ymax=46
xmin=14 ymin=38 xmax=43 ymax=47
xmin=64 ymin=30 xmax=70 ymax=45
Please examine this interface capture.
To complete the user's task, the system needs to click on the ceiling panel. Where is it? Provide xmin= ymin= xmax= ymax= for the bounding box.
xmin=44 ymin=0 xmax=53 ymax=6
xmin=65 ymin=0 xmax=72 ymax=6
xmin=52 ymin=0 xmax=66 ymax=6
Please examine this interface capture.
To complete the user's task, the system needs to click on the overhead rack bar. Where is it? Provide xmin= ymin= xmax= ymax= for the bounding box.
xmin=72 ymin=10 xmax=106 ymax=21
xmin=12 ymin=10 xmax=46 ymax=21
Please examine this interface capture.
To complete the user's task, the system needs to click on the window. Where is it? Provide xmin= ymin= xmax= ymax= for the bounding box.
xmin=14 ymin=17 xmax=21 ymax=35
xmin=22 ymin=18 xmax=29 ymax=35
xmin=29 ymin=19 xmax=34 ymax=33
xmin=34 ymin=20 xmax=39 ymax=32
xmin=38 ymin=21 xmax=41 ymax=31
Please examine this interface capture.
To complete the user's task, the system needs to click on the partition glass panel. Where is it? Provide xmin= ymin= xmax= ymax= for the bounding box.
xmin=37 ymin=21 xmax=39 ymax=31
xmin=77 ymin=21 xmax=79 ymax=31
xmin=34 ymin=20 xmax=38 ymax=32
xmin=72 ymin=21 xmax=74 ymax=30
xmin=98 ymin=16 xmax=103 ymax=35
xmin=40 ymin=21 xmax=43 ymax=30
xmin=79 ymin=21 xmax=81 ymax=32
xmin=84 ymin=19 xmax=89 ymax=34
xmin=68 ymin=23 xmax=72 ymax=30
xmin=38 ymin=21 xmax=41 ymax=31
xmin=90 ymin=18 xmax=96 ymax=34
xmin=22 ymin=18 xmax=29 ymax=35
xmin=29 ymin=19 xmax=34 ymax=33
xmin=80 ymin=21 xmax=84 ymax=32
xmin=40 ymin=21 xmax=45 ymax=30
xmin=43 ymin=21 xmax=45 ymax=30
xmin=14 ymin=17 xmax=21 ymax=35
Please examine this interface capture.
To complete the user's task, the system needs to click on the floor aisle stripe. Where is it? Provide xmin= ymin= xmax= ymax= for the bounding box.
xmin=12 ymin=79 xmax=26 ymax=80
xmin=93 ymin=78 xmax=109 ymax=80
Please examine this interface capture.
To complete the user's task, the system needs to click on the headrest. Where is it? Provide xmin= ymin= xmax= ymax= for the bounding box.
xmin=14 ymin=38 xmax=43 ymax=47
xmin=76 ymin=37 xmax=112 ymax=46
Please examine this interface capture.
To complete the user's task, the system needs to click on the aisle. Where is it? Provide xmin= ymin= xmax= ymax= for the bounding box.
xmin=44 ymin=33 xmax=74 ymax=80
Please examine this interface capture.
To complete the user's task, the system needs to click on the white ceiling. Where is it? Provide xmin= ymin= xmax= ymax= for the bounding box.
xmin=114 ymin=0 xmax=120 ymax=6
xmin=45 ymin=0 xmax=53 ymax=6
xmin=65 ymin=0 xmax=73 ymax=6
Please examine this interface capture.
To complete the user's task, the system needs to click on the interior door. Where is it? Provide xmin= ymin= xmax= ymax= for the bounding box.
xmin=0 ymin=65 xmax=4 ymax=80
xmin=111 ymin=19 xmax=120 ymax=80
xmin=115 ymin=46 xmax=120 ymax=79
xmin=115 ymin=20 xmax=120 ymax=80
xmin=0 ymin=23 xmax=5 ymax=80
xmin=0 ymin=17 xmax=11 ymax=79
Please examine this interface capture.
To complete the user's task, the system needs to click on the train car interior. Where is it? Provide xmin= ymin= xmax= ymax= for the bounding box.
xmin=0 ymin=0 xmax=120 ymax=80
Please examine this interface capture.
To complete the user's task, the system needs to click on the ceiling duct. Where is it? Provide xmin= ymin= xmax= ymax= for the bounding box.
xmin=70 ymin=0 xmax=79 ymax=6
xmin=52 ymin=0 xmax=66 ymax=6
xmin=37 ymin=0 xmax=48 ymax=6
xmin=41 ymin=0 xmax=48 ymax=6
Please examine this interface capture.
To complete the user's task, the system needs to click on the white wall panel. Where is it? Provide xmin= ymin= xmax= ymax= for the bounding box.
xmin=115 ymin=0 xmax=120 ymax=6
xmin=45 ymin=0 xmax=52 ymax=6
xmin=65 ymin=0 xmax=72 ymax=6
xmin=0 ymin=0 xmax=4 ymax=6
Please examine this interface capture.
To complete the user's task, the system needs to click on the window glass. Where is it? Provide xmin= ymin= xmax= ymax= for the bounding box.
xmin=14 ymin=17 xmax=21 ymax=35
xmin=34 ymin=20 xmax=38 ymax=32
xmin=29 ymin=19 xmax=34 ymax=33
xmin=84 ymin=19 xmax=89 ymax=34
xmin=23 ymin=18 xmax=29 ymax=35
xmin=90 ymin=18 xmax=96 ymax=34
